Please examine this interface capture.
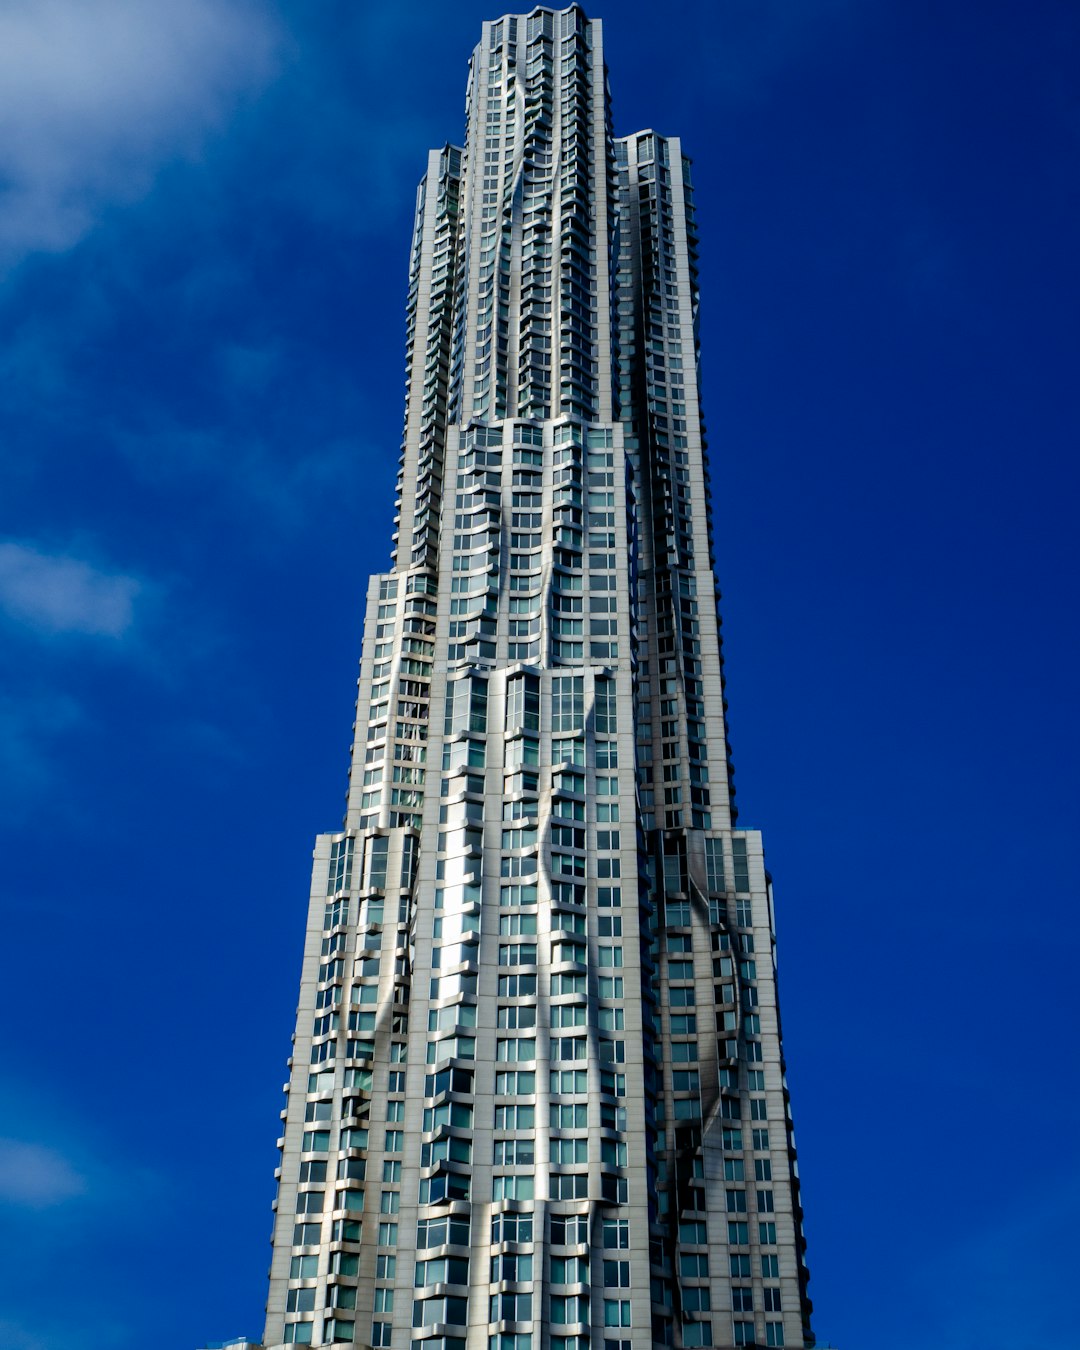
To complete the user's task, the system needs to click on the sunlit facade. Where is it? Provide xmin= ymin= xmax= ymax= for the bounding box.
xmin=261 ymin=7 xmax=814 ymax=1349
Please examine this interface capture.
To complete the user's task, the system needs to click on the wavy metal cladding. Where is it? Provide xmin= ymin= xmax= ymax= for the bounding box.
xmin=261 ymin=7 xmax=814 ymax=1350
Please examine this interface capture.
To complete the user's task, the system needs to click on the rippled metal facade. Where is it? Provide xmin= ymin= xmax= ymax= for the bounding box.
xmin=262 ymin=8 xmax=814 ymax=1350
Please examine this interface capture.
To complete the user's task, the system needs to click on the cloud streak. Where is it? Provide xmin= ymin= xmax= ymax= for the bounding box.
xmin=0 ymin=1138 xmax=86 ymax=1208
xmin=0 ymin=0 xmax=280 ymax=270
xmin=0 ymin=541 xmax=142 ymax=637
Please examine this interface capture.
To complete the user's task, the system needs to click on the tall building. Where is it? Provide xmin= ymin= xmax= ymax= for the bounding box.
xmin=261 ymin=7 xmax=814 ymax=1350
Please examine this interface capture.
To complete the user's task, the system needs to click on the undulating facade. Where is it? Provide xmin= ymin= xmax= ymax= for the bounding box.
xmin=260 ymin=7 xmax=814 ymax=1349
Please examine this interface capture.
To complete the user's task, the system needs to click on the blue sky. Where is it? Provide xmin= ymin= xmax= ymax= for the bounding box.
xmin=1 ymin=2 xmax=1078 ymax=1347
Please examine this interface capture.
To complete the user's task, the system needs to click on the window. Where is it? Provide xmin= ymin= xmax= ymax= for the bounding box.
xmin=421 ymin=1137 xmax=473 ymax=1167
xmin=492 ymin=1334 xmax=533 ymax=1350
xmin=594 ymin=679 xmax=618 ymax=733
xmin=416 ymin=1215 xmax=470 ymax=1248
xmin=422 ymin=1103 xmax=473 ymax=1132
xmin=419 ymin=1173 xmax=470 ymax=1204
xmin=365 ymin=835 xmax=389 ymax=889
xmin=506 ymin=675 xmax=540 ymax=732
xmin=601 ymin=1218 xmax=629 ymax=1250
xmin=492 ymin=1174 xmax=534 ymax=1201
xmin=423 ymin=1065 xmax=474 ymax=1098
xmin=499 ymin=941 xmax=538 ymax=966
xmin=331 ymin=1218 xmax=360 ymax=1243
xmin=703 ymin=836 xmax=724 ymax=893
xmin=603 ymin=1260 xmax=631 ymax=1288
xmin=603 ymin=1300 xmax=631 ymax=1328
xmin=495 ymin=1070 xmax=536 ymax=1095
xmin=490 ymin=1213 xmax=533 ymax=1244
xmin=445 ymin=676 xmax=487 ymax=735
xmin=550 ymin=1103 xmax=588 ymax=1129
xmin=552 ymin=675 xmax=584 ymax=732
xmin=489 ymin=1292 xmax=533 ymax=1322
xmin=327 ymin=838 xmax=354 ymax=895
xmin=682 ymin=1324 xmax=712 ymax=1347
xmin=601 ymin=1140 xmax=627 ymax=1167
xmin=499 ymin=911 xmax=537 ymax=934
xmin=507 ymin=739 xmax=540 ymax=772
xmin=494 ymin=1139 xmax=535 ymax=1165
xmin=551 ymin=1295 xmax=590 ymax=1324
xmin=496 ymin=1037 xmax=537 ymax=1063
xmin=413 ymin=1296 xmax=468 ymax=1328
xmin=732 ymin=837 xmax=750 ymax=892
xmin=490 ymin=1253 xmax=533 ymax=1283
xmin=552 ymin=1216 xmax=590 ymax=1246
xmin=498 ymin=974 xmax=537 ymax=997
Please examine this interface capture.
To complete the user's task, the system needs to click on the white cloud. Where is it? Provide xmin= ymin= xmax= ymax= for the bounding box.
xmin=0 ymin=0 xmax=280 ymax=268
xmin=0 ymin=1138 xmax=86 ymax=1208
xmin=0 ymin=541 xmax=141 ymax=637
xmin=0 ymin=1320 xmax=45 ymax=1350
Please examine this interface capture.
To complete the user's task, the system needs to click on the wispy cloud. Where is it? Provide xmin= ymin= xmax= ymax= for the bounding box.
xmin=0 ymin=0 xmax=280 ymax=270
xmin=0 ymin=541 xmax=142 ymax=637
xmin=0 ymin=689 xmax=83 ymax=804
xmin=0 ymin=1314 xmax=132 ymax=1350
xmin=0 ymin=1320 xmax=46 ymax=1350
xmin=0 ymin=1138 xmax=86 ymax=1209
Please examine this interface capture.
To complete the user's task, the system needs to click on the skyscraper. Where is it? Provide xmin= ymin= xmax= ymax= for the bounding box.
xmin=261 ymin=7 xmax=814 ymax=1349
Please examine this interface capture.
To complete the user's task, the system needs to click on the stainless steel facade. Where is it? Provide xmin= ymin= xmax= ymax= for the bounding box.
xmin=262 ymin=8 xmax=814 ymax=1349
